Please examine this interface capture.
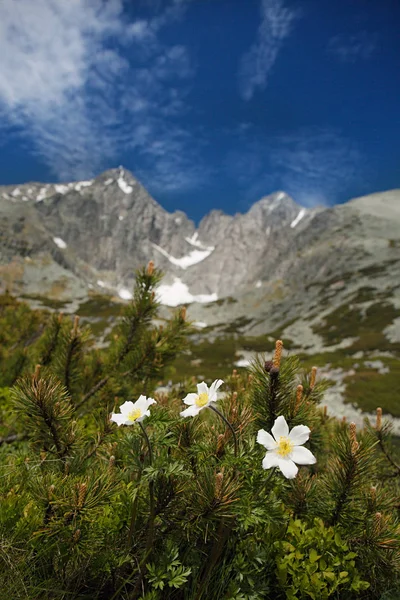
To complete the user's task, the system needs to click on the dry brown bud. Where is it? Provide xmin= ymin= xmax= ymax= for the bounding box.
xmin=370 ymin=486 xmax=377 ymax=503
xmin=34 ymin=364 xmax=41 ymax=379
xmin=216 ymin=434 xmax=225 ymax=456
xmin=215 ymin=471 xmax=224 ymax=498
xmin=232 ymin=369 xmax=237 ymax=379
xmin=77 ymin=483 xmax=87 ymax=508
xmin=108 ymin=455 xmax=116 ymax=473
xmin=273 ymin=340 xmax=283 ymax=368
xmin=342 ymin=416 xmax=347 ymax=424
xmin=376 ymin=407 xmax=382 ymax=431
xmin=264 ymin=360 xmax=274 ymax=372
xmin=350 ymin=422 xmax=359 ymax=454
xmin=310 ymin=366 xmax=317 ymax=389
xmin=73 ymin=529 xmax=81 ymax=543
xmin=294 ymin=384 xmax=303 ymax=415
xmin=73 ymin=315 xmax=80 ymax=334
xmin=147 ymin=260 xmax=155 ymax=275
xmin=323 ymin=405 xmax=328 ymax=418
xmin=374 ymin=512 xmax=382 ymax=533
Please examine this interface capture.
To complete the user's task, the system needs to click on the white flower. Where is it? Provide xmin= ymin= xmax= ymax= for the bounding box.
xmin=180 ymin=379 xmax=224 ymax=418
xmin=257 ymin=415 xmax=316 ymax=479
xmin=110 ymin=395 xmax=156 ymax=426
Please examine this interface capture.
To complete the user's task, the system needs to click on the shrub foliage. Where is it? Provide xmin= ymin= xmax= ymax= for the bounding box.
xmin=0 ymin=265 xmax=400 ymax=599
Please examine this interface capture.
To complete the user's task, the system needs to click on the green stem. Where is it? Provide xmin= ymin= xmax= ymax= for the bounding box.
xmin=209 ymin=405 xmax=238 ymax=458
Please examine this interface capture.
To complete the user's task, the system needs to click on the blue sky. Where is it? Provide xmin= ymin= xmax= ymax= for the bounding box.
xmin=0 ymin=0 xmax=399 ymax=222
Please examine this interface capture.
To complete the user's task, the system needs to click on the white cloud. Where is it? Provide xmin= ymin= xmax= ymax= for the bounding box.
xmin=0 ymin=0 xmax=197 ymax=183
xmin=327 ymin=32 xmax=378 ymax=63
xmin=238 ymin=0 xmax=300 ymax=101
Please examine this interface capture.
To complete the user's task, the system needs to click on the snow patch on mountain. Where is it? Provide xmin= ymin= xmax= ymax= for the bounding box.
xmin=152 ymin=243 xmax=214 ymax=269
xmin=36 ymin=187 xmax=48 ymax=202
xmin=75 ymin=181 xmax=93 ymax=192
xmin=157 ymin=277 xmax=218 ymax=306
xmin=118 ymin=288 xmax=132 ymax=300
xmin=117 ymin=175 xmax=133 ymax=194
xmin=53 ymin=237 xmax=67 ymax=249
xmin=290 ymin=208 xmax=306 ymax=228
xmin=11 ymin=188 xmax=21 ymax=197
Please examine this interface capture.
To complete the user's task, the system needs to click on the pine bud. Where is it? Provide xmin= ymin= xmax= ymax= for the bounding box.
xmin=376 ymin=407 xmax=382 ymax=431
xmin=273 ymin=340 xmax=283 ymax=368
xmin=232 ymin=369 xmax=237 ymax=379
xmin=147 ymin=260 xmax=155 ymax=275
xmin=180 ymin=306 xmax=186 ymax=321
xmin=215 ymin=471 xmax=224 ymax=498
xmin=310 ymin=366 xmax=317 ymax=389
xmin=323 ymin=405 xmax=328 ymax=418
xmin=72 ymin=315 xmax=80 ymax=334
xmin=264 ymin=360 xmax=274 ymax=373
xmin=77 ymin=483 xmax=87 ymax=508
xmin=58 ymin=312 xmax=64 ymax=323
xmin=48 ymin=484 xmax=55 ymax=499
xmin=216 ymin=434 xmax=225 ymax=456
xmin=73 ymin=529 xmax=81 ymax=543
xmin=370 ymin=486 xmax=377 ymax=503
xmin=33 ymin=364 xmax=41 ymax=380
xmin=374 ymin=512 xmax=382 ymax=533
xmin=350 ymin=422 xmax=359 ymax=454
xmin=294 ymin=384 xmax=303 ymax=415
xmin=108 ymin=455 xmax=116 ymax=474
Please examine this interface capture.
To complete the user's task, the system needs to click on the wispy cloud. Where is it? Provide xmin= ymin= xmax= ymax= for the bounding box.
xmin=327 ymin=31 xmax=378 ymax=63
xmin=0 ymin=0 xmax=198 ymax=184
xmin=225 ymin=128 xmax=365 ymax=207
xmin=238 ymin=0 xmax=300 ymax=101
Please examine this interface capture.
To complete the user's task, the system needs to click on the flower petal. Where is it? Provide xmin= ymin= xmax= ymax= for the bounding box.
xmin=110 ymin=413 xmax=128 ymax=426
xmin=262 ymin=451 xmax=281 ymax=470
xmin=271 ymin=415 xmax=289 ymax=441
xmin=145 ymin=397 xmax=156 ymax=408
xmin=118 ymin=401 xmax=135 ymax=415
xmin=209 ymin=378 xmax=224 ymax=397
xmin=197 ymin=381 xmax=208 ymax=395
xmin=183 ymin=393 xmax=199 ymax=406
xmin=180 ymin=405 xmax=202 ymax=418
xmin=135 ymin=395 xmax=149 ymax=412
xmin=289 ymin=425 xmax=311 ymax=446
xmin=257 ymin=429 xmax=277 ymax=450
xmin=290 ymin=446 xmax=316 ymax=465
xmin=277 ymin=457 xmax=298 ymax=479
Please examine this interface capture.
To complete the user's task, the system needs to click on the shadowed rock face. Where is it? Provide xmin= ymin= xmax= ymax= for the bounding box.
xmin=0 ymin=168 xmax=399 ymax=315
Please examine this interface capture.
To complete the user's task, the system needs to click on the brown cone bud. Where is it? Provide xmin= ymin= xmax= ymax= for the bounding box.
xmin=376 ymin=407 xmax=382 ymax=431
xmin=350 ymin=422 xmax=359 ymax=454
xmin=147 ymin=260 xmax=155 ymax=275
xmin=310 ymin=366 xmax=317 ymax=389
xmin=273 ymin=340 xmax=283 ymax=368
xmin=216 ymin=434 xmax=225 ymax=456
xmin=73 ymin=529 xmax=81 ymax=543
xmin=73 ymin=315 xmax=80 ymax=334
xmin=77 ymin=483 xmax=87 ymax=508
xmin=215 ymin=471 xmax=224 ymax=498
xmin=294 ymin=384 xmax=303 ymax=415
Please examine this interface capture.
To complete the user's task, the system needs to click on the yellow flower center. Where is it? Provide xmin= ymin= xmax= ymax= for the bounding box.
xmin=195 ymin=392 xmax=209 ymax=407
xmin=276 ymin=436 xmax=294 ymax=457
xmin=127 ymin=408 xmax=142 ymax=422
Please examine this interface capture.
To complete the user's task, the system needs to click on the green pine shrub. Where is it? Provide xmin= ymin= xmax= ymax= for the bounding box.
xmin=0 ymin=264 xmax=400 ymax=599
